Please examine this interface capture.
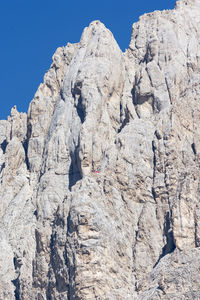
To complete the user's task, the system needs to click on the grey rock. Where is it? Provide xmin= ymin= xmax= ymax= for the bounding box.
xmin=1 ymin=0 xmax=200 ymax=299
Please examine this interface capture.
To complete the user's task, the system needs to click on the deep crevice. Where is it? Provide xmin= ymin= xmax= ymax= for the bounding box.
xmin=27 ymin=122 xmax=32 ymax=140
xmin=131 ymin=86 xmax=138 ymax=106
xmin=1 ymin=139 xmax=8 ymax=154
xmin=152 ymin=187 xmax=156 ymax=201
xmin=11 ymin=277 xmax=20 ymax=300
xmin=22 ymin=119 xmax=32 ymax=172
xmin=22 ymin=139 xmax=30 ymax=171
xmin=48 ymin=233 xmax=68 ymax=295
xmin=65 ymin=213 xmax=76 ymax=300
xmin=71 ymin=82 xmax=86 ymax=124
xmin=192 ymin=143 xmax=197 ymax=155
xmin=139 ymin=50 xmax=149 ymax=65
xmin=162 ymin=211 xmax=176 ymax=256
xmin=157 ymin=285 xmax=166 ymax=295
xmin=165 ymin=77 xmax=172 ymax=105
xmin=68 ymin=145 xmax=82 ymax=191
xmin=34 ymin=210 xmax=38 ymax=219
xmin=152 ymin=140 xmax=156 ymax=202
xmin=131 ymin=86 xmax=141 ymax=119
xmin=12 ymin=254 xmax=21 ymax=300
xmin=46 ymin=209 xmax=70 ymax=299
xmin=195 ymin=204 xmax=200 ymax=247
xmin=153 ymin=211 xmax=176 ymax=268
xmin=13 ymin=257 xmax=22 ymax=270
xmin=118 ymin=109 xmax=130 ymax=133
xmin=76 ymin=95 xmax=85 ymax=124
xmin=0 ymin=162 xmax=5 ymax=173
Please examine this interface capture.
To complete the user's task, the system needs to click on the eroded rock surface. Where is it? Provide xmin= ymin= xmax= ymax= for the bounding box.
xmin=1 ymin=0 xmax=200 ymax=299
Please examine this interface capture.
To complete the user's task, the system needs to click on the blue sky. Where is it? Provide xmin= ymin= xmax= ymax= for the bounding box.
xmin=0 ymin=0 xmax=175 ymax=120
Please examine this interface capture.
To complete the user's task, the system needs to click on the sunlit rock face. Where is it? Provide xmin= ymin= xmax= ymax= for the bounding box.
xmin=1 ymin=1 xmax=200 ymax=299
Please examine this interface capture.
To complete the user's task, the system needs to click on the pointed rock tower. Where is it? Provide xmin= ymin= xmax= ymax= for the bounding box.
xmin=1 ymin=1 xmax=200 ymax=299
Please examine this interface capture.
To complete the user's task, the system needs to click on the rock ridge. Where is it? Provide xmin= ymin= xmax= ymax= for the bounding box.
xmin=1 ymin=1 xmax=200 ymax=299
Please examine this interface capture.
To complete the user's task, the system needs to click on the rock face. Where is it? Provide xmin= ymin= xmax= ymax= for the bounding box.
xmin=1 ymin=0 xmax=200 ymax=299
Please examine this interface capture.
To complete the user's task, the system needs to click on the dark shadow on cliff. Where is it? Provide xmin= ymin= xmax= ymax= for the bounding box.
xmin=76 ymin=95 xmax=85 ymax=124
xmin=154 ymin=212 xmax=176 ymax=268
xmin=1 ymin=139 xmax=8 ymax=154
xmin=68 ymin=146 xmax=82 ymax=191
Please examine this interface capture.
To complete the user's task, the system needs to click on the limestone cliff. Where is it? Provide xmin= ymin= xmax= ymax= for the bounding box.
xmin=1 ymin=0 xmax=200 ymax=299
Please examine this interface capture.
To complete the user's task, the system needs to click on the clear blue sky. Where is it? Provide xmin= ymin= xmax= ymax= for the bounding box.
xmin=0 ymin=0 xmax=175 ymax=120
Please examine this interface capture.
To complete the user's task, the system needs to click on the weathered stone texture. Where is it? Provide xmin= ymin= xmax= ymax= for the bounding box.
xmin=1 ymin=0 xmax=200 ymax=299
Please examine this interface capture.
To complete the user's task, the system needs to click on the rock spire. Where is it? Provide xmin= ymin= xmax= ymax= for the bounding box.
xmin=1 ymin=1 xmax=200 ymax=299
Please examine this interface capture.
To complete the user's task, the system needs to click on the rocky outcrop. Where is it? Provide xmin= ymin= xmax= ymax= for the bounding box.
xmin=1 ymin=0 xmax=200 ymax=299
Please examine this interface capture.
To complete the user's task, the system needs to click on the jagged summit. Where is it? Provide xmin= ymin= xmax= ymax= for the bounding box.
xmin=1 ymin=1 xmax=200 ymax=299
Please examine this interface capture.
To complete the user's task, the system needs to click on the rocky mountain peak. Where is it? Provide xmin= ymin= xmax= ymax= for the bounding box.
xmin=1 ymin=1 xmax=200 ymax=299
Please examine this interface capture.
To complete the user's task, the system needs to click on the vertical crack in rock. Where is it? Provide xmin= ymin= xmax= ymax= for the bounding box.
xmin=118 ymin=104 xmax=130 ymax=133
xmin=0 ymin=162 xmax=5 ymax=173
xmin=131 ymin=86 xmax=141 ymax=119
xmin=0 ymin=139 xmax=8 ymax=154
xmin=154 ymin=211 xmax=176 ymax=268
xmin=176 ymin=174 xmax=187 ymax=232
xmin=163 ymin=142 xmax=170 ymax=205
xmin=12 ymin=255 xmax=22 ymax=300
xmin=11 ymin=277 xmax=20 ymax=300
xmin=22 ymin=139 xmax=30 ymax=171
xmin=72 ymin=81 xmax=86 ymax=124
xmin=165 ymin=77 xmax=172 ymax=105
xmin=76 ymin=95 xmax=85 ymax=124
xmin=46 ymin=233 xmax=67 ymax=297
xmin=152 ymin=140 xmax=157 ymax=202
xmin=22 ymin=117 xmax=32 ymax=171
xmin=194 ymin=206 xmax=200 ymax=247
xmin=65 ymin=213 xmax=76 ymax=299
xmin=68 ymin=146 xmax=82 ymax=190
xmin=132 ymin=206 xmax=144 ymax=291
xmin=49 ymin=213 xmax=68 ymax=295
xmin=191 ymin=143 xmax=197 ymax=156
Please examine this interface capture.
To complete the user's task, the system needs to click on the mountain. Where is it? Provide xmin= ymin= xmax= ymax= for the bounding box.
xmin=1 ymin=0 xmax=200 ymax=299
